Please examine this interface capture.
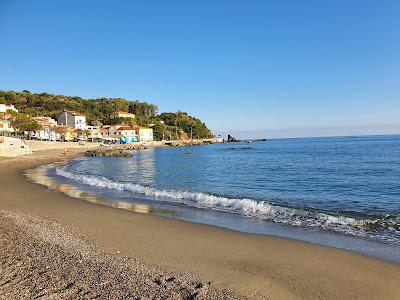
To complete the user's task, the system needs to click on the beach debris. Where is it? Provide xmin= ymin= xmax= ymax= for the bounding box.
xmin=153 ymin=277 xmax=162 ymax=285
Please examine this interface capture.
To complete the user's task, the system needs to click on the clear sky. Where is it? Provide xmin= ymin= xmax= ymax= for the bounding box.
xmin=1 ymin=0 xmax=399 ymax=138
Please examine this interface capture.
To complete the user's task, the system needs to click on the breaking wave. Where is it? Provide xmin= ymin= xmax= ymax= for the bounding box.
xmin=55 ymin=166 xmax=400 ymax=245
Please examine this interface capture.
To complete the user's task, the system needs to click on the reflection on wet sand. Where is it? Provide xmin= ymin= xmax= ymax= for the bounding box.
xmin=24 ymin=162 xmax=177 ymax=217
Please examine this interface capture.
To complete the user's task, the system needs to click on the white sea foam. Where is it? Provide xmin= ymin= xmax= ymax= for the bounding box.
xmin=55 ymin=166 xmax=400 ymax=245
xmin=56 ymin=166 xmax=280 ymax=216
xmin=55 ymin=167 xmax=356 ymax=223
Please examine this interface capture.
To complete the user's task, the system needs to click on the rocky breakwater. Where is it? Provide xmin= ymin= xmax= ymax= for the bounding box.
xmin=112 ymin=144 xmax=149 ymax=150
xmin=164 ymin=139 xmax=216 ymax=147
xmin=84 ymin=148 xmax=133 ymax=157
xmin=84 ymin=143 xmax=149 ymax=157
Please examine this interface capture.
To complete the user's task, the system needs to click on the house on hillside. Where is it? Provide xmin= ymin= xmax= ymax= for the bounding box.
xmin=57 ymin=110 xmax=86 ymax=129
xmin=138 ymin=127 xmax=153 ymax=142
xmin=0 ymin=104 xmax=18 ymax=113
xmin=0 ymin=104 xmax=18 ymax=133
xmin=110 ymin=111 xmax=135 ymax=120
xmin=33 ymin=116 xmax=58 ymax=127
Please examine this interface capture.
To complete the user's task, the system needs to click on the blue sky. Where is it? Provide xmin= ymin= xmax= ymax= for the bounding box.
xmin=1 ymin=0 xmax=399 ymax=138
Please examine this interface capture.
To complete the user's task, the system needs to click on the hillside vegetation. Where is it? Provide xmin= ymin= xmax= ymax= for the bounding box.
xmin=0 ymin=90 xmax=213 ymax=140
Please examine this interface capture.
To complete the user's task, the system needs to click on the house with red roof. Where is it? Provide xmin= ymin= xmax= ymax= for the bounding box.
xmin=115 ymin=126 xmax=138 ymax=143
xmin=100 ymin=125 xmax=138 ymax=143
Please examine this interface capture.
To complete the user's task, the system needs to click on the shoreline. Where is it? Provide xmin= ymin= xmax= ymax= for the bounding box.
xmin=25 ymin=158 xmax=400 ymax=264
xmin=1 ymin=149 xmax=400 ymax=299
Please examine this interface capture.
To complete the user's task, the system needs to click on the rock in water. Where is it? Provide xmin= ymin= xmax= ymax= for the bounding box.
xmin=227 ymin=134 xmax=239 ymax=142
xmin=84 ymin=149 xmax=133 ymax=157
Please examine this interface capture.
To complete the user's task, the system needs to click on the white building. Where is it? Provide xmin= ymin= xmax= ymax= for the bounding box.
xmin=0 ymin=104 xmax=18 ymax=113
xmin=31 ymin=117 xmax=58 ymax=140
xmin=85 ymin=126 xmax=102 ymax=141
xmin=0 ymin=119 xmax=13 ymax=132
xmin=138 ymin=127 xmax=153 ymax=142
xmin=57 ymin=110 xmax=86 ymax=129
xmin=115 ymin=126 xmax=138 ymax=143
xmin=0 ymin=104 xmax=18 ymax=132
xmin=32 ymin=116 xmax=57 ymax=127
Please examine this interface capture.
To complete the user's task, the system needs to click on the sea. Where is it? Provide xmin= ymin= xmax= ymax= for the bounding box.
xmin=26 ymin=135 xmax=400 ymax=263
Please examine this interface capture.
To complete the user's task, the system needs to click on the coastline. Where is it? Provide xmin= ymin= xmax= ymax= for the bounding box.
xmin=1 ymin=150 xmax=400 ymax=299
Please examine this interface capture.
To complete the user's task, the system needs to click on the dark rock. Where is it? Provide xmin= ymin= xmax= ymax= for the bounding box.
xmin=227 ymin=134 xmax=239 ymax=142
xmin=84 ymin=149 xmax=133 ymax=157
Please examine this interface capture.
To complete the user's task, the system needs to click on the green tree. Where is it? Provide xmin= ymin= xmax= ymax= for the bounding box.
xmin=159 ymin=112 xmax=212 ymax=139
xmin=114 ymin=98 xmax=130 ymax=112
xmin=8 ymin=111 xmax=42 ymax=139
xmin=129 ymin=101 xmax=158 ymax=118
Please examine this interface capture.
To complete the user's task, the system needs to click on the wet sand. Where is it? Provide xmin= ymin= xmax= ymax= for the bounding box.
xmin=1 ymin=149 xmax=400 ymax=299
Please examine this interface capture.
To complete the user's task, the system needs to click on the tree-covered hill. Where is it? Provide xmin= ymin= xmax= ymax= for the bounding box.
xmin=159 ymin=112 xmax=213 ymax=139
xmin=0 ymin=90 xmax=213 ymax=140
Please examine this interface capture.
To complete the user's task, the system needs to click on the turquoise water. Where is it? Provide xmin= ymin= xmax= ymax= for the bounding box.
xmin=46 ymin=135 xmax=400 ymax=262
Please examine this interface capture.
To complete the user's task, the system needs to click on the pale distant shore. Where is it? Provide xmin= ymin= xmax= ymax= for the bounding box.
xmin=1 ymin=149 xmax=400 ymax=299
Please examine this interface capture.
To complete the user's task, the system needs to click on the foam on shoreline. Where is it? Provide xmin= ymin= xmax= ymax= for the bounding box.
xmin=54 ymin=165 xmax=400 ymax=246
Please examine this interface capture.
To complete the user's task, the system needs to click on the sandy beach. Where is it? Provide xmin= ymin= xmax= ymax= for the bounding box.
xmin=1 ymin=149 xmax=400 ymax=299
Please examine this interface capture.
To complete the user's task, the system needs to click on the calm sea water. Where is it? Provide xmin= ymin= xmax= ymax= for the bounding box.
xmin=34 ymin=135 xmax=400 ymax=261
